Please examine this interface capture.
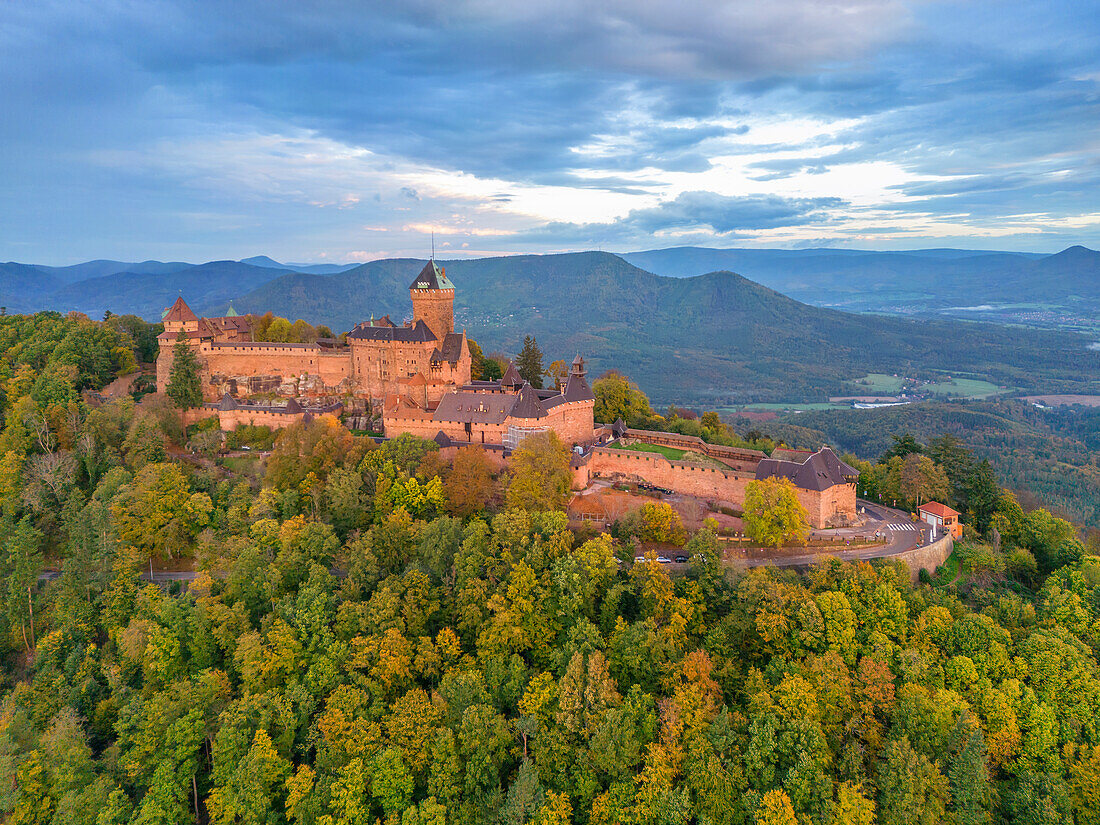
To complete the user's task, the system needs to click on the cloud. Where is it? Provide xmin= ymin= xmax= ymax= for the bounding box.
xmin=1 ymin=0 xmax=1099 ymax=262
xmin=624 ymin=191 xmax=844 ymax=234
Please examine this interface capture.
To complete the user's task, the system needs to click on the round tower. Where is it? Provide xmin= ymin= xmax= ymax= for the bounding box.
xmin=409 ymin=259 xmax=455 ymax=341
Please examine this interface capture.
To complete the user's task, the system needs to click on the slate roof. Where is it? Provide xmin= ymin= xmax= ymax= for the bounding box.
xmin=770 ymin=448 xmax=813 ymax=463
xmin=346 ymin=319 xmax=437 ymax=342
xmin=433 ymin=391 xmax=516 ymax=424
xmin=440 ymin=332 xmax=465 ymax=364
xmin=501 ymin=362 xmax=523 ymax=388
xmin=755 ymin=447 xmax=859 ymax=492
xmin=563 ymin=370 xmax=595 ymax=403
xmin=163 ymin=296 xmax=198 ymax=323
xmin=409 ymin=260 xmax=455 ymax=291
xmin=510 ymin=384 xmax=547 ymax=420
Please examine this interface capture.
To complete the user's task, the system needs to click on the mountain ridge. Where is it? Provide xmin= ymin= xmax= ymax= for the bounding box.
xmin=232 ymin=251 xmax=1098 ymax=404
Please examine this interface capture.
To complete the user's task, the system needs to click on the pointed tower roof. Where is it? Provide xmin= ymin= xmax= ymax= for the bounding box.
xmin=563 ymin=354 xmax=595 ymax=402
xmin=224 ymin=303 xmax=239 ymax=318
xmin=510 ymin=384 xmax=547 ymax=420
xmin=501 ymin=361 xmax=523 ymax=389
xmin=410 ymin=259 xmax=455 ymax=291
xmin=163 ymin=296 xmax=198 ymax=323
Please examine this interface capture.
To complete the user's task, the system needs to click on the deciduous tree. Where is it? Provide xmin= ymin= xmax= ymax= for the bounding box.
xmin=743 ymin=477 xmax=810 ymax=547
xmin=507 ymin=432 xmax=572 ymax=512
xmin=445 ymin=446 xmax=494 ymax=517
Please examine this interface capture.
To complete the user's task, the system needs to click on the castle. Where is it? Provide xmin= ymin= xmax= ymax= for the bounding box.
xmin=157 ymin=260 xmax=472 ymax=405
xmin=156 ymin=260 xmax=596 ymax=449
xmin=157 ymin=262 xmax=858 ymax=528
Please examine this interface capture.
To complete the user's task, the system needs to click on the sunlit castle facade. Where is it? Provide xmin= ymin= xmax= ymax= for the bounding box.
xmin=156 ymin=261 xmax=598 ymax=447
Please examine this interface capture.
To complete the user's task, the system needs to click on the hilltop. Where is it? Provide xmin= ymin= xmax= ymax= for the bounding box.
xmin=233 ymin=251 xmax=1098 ymax=404
xmin=5 ymin=249 xmax=1098 ymax=404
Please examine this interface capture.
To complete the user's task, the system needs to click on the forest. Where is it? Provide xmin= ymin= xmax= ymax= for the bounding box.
xmin=755 ymin=401 xmax=1100 ymax=529
xmin=2 ymin=311 xmax=1100 ymax=825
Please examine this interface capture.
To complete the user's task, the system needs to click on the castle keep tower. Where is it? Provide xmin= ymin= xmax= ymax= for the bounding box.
xmin=409 ymin=260 xmax=455 ymax=341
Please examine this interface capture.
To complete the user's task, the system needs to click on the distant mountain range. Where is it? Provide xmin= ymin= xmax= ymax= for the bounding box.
xmin=230 ymin=252 xmax=1096 ymax=404
xmin=3 ymin=248 xmax=1097 ymax=403
xmin=621 ymin=245 xmax=1100 ymax=321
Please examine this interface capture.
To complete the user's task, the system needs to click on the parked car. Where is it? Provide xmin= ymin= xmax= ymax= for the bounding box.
xmin=634 ymin=555 xmax=646 ymax=563
xmin=656 ymin=556 xmax=672 ymax=564
xmin=674 ymin=555 xmax=688 ymax=564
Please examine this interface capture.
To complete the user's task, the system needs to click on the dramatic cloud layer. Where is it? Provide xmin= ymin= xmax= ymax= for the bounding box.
xmin=2 ymin=0 xmax=1098 ymax=262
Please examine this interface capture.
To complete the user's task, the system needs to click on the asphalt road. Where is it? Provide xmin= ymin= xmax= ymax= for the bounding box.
xmin=738 ymin=500 xmax=939 ymax=569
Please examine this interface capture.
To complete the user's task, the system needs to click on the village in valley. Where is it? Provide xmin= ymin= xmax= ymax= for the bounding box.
xmin=159 ymin=262 xmax=959 ymax=580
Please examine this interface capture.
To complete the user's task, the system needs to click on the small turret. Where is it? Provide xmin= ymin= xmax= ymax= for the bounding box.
xmin=563 ymin=354 xmax=595 ymax=402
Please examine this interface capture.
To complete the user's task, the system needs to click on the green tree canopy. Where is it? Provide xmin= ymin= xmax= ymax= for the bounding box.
xmin=506 ymin=432 xmax=572 ymax=511
xmin=165 ymin=336 xmax=203 ymax=411
xmin=592 ymin=371 xmax=653 ymax=426
xmin=742 ymin=477 xmax=810 ymax=547
xmin=516 ymin=336 xmax=545 ymax=389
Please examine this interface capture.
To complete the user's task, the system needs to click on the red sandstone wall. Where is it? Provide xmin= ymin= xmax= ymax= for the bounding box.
xmin=588 ymin=447 xmax=753 ymax=506
xmin=180 ymin=406 xmax=341 ymax=433
xmin=543 ymin=401 xmax=596 ymax=444
xmin=385 ymin=399 xmax=594 ymax=447
xmin=437 ymin=444 xmax=509 ymax=471
xmin=157 ymin=349 xmax=173 ymax=392
xmin=200 ymin=344 xmax=351 ymax=390
xmin=624 ymin=429 xmax=763 ymax=471
xmin=350 ymin=339 xmax=469 ymax=400
xmin=586 ymin=447 xmax=853 ymax=529
xmin=410 ymin=289 xmax=455 ymax=340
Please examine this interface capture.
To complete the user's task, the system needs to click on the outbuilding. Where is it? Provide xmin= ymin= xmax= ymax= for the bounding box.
xmin=919 ymin=501 xmax=962 ymax=538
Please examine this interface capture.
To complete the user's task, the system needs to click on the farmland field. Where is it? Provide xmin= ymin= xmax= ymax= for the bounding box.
xmin=923 ymin=377 xmax=1004 ymax=398
xmin=848 ymin=373 xmax=906 ymax=393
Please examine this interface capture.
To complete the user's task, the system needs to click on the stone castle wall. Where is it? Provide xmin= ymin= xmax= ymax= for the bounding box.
xmin=180 ymin=406 xmax=342 ymax=433
xmin=410 ymin=289 xmax=454 ymax=341
xmin=582 ymin=446 xmax=854 ymax=529
xmin=198 ymin=343 xmax=353 ymax=400
xmin=624 ymin=429 xmax=764 ymax=471
xmin=384 ymin=398 xmax=595 ymax=446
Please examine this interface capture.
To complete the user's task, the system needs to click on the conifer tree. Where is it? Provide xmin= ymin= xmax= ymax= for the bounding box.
xmin=165 ymin=334 xmax=203 ymax=411
xmin=516 ymin=336 xmax=544 ymax=389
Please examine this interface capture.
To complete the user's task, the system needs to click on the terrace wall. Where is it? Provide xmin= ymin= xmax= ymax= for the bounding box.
xmin=586 ymin=446 xmax=854 ymax=529
xmin=624 ymin=429 xmax=764 ymax=471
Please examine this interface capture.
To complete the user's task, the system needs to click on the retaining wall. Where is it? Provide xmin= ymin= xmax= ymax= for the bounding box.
xmin=892 ymin=534 xmax=954 ymax=584
xmin=624 ymin=429 xmax=764 ymax=470
xmin=585 ymin=446 xmax=854 ymax=529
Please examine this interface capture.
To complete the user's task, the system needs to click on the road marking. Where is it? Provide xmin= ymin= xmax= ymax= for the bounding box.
xmin=887 ymin=522 xmax=917 ymax=532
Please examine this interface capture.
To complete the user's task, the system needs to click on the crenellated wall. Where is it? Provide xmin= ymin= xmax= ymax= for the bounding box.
xmin=623 ymin=429 xmax=765 ymax=471
xmin=583 ymin=446 xmax=855 ymax=529
xmin=180 ymin=405 xmax=342 ymax=432
xmin=198 ymin=342 xmax=353 ymax=400
xmin=384 ymin=398 xmax=595 ymax=447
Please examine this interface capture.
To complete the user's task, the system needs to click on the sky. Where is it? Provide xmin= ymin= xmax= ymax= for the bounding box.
xmin=2 ymin=0 xmax=1099 ymax=265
